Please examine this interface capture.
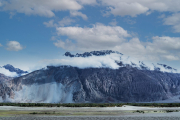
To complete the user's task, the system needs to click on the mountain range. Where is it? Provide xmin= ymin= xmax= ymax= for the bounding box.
xmin=0 ymin=50 xmax=180 ymax=103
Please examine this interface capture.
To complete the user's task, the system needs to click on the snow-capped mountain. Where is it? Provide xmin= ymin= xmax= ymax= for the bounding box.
xmin=64 ymin=50 xmax=178 ymax=73
xmin=1 ymin=64 xmax=28 ymax=77
xmin=0 ymin=50 xmax=180 ymax=103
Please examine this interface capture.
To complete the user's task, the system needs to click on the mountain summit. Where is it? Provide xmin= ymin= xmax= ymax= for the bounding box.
xmin=64 ymin=50 xmax=123 ymax=57
xmin=3 ymin=64 xmax=28 ymax=76
xmin=64 ymin=50 xmax=177 ymax=73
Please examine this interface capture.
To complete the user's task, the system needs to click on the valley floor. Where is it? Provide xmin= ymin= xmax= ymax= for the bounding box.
xmin=0 ymin=106 xmax=180 ymax=119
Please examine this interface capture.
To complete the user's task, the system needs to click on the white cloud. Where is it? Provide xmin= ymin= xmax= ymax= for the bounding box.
xmin=77 ymin=0 xmax=97 ymax=5
xmin=42 ymin=54 xmax=121 ymax=69
xmin=1 ymin=0 xmax=180 ymax=18
xmin=58 ymin=17 xmax=76 ymax=26
xmin=100 ymin=0 xmax=180 ymax=17
xmin=56 ymin=23 xmax=131 ymax=51
xmin=70 ymin=11 xmax=88 ymax=20
xmin=9 ymin=12 xmax=16 ymax=19
xmin=0 ymin=67 xmax=18 ymax=77
xmin=161 ymin=55 xmax=179 ymax=61
xmin=109 ymin=19 xmax=117 ymax=26
xmin=1 ymin=0 xmax=94 ymax=17
xmin=163 ymin=13 xmax=180 ymax=33
xmin=6 ymin=41 xmax=24 ymax=51
xmin=0 ymin=0 xmax=97 ymax=17
xmin=151 ymin=36 xmax=180 ymax=51
xmin=0 ymin=43 xmax=2 ymax=47
xmin=109 ymin=2 xmax=149 ymax=17
xmin=114 ymin=36 xmax=180 ymax=61
xmin=54 ymin=23 xmax=180 ymax=62
xmin=39 ymin=52 xmax=179 ymax=73
xmin=44 ymin=17 xmax=75 ymax=28
xmin=114 ymin=37 xmax=180 ymax=61
xmin=124 ymin=18 xmax=136 ymax=25
xmin=158 ymin=14 xmax=166 ymax=19
xmin=54 ymin=39 xmax=75 ymax=51
xmin=0 ymin=1 xmax=2 ymax=7
xmin=43 ymin=20 xmax=57 ymax=27
xmin=114 ymin=38 xmax=146 ymax=58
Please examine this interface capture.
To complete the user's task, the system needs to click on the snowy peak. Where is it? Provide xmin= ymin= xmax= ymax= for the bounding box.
xmin=156 ymin=63 xmax=177 ymax=72
xmin=64 ymin=50 xmax=178 ymax=73
xmin=157 ymin=63 xmax=177 ymax=71
xmin=2 ymin=64 xmax=28 ymax=76
xmin=64 ymin=50 xmax=123 ymax=57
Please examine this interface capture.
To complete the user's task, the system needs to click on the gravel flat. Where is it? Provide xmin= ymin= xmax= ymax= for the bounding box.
xmin=0 ymin=116 xmax=180 ymax=120
xmin=1 ymin=105 xmax=180 ymax=111
xmin=1 ymin=106 xmax=180 ymax=120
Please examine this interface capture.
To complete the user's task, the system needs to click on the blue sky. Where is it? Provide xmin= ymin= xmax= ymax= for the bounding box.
xmin=0 ymin=0 xmax=180 ymax=71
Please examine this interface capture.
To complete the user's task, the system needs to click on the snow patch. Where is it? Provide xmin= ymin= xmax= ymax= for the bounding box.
xmin=0 ymin=67 xmax=18 ymax=77
xmin=42 ymin=53 xmax=121 ymax=69
xmin=38 ymin=52 xmax=179 ymax=73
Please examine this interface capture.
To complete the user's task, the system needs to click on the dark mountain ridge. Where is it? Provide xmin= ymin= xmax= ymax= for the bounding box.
xmin=64 ymin=50 xmax=123 ymax=58
xmin=1 ymin=65 xmax=180 ymax=103
xmin=2 ymin=64 xmax=28 ymax=76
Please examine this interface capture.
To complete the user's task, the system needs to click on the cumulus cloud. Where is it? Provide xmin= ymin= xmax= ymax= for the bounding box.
xmin=0 ymin=0 xmax=96 ymax=17
xmin=44 ymin=17 xmax=75 ymax=28
xmin=131 ymin=36 xmax=180 ymax=61
xmin=0 ymin=0 xmax=97 ymax=17
xmin=114 ymin=38 xmax=146 ymax=58
xmin=113 ymin=36 xmax=180 ymax=61
xmin=54 ymin=39 xmax=75 ymax=51
xmin=0 ymin=67 xmax=18 ymax=77
xmin=6 ymin=41 xmax=24 ymax=51
xmin=163 ymin=13 xmax=180 ymax=33
xmin=161 ymin=55 xmax=179 ymax=61
xmin=151 ymin=36 xmax=180 ymax=51
xmin=100 ymin=0 xmax=180 ymax=17
xmin=54 ymin=23 xmax=180 ymax=61
xmin=109 ymin=19 xmax=117 ymax=26
xmin=58 ymin=17 xmax=76 ymax=26
xmin=55 ymin=23 xmax=131 ymax=51
xmin=43 ymin=20 xmax=56 ymax=27
xmin=77 ymin=0 xmax=97 ymax=5
xmin=0 ymin=1 xmax=2 ymax=7
xmin=1 ymin=0 xmax=180 ymax=18
xmin=70 ymin=11 xmax=88 ymax=20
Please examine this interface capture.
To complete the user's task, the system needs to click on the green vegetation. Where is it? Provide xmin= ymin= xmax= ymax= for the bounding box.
xmin=0 ymin=103 xmax=123 ymax=107
xmin=0 ymin=103 xmax=180 ymax=107
xmin=133 ymin=110 xmax=145 ymax=113
xmin=166 ymin=110 xmax=179 ymax=113
xmin=127 ymin=103 xmax=180 ymax=107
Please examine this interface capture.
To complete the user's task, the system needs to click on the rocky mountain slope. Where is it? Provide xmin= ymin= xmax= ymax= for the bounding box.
xmin=0 ymin=73 xmax=12 ymax=82
xmin=0 ymin=50 xmax=180 ymax=103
